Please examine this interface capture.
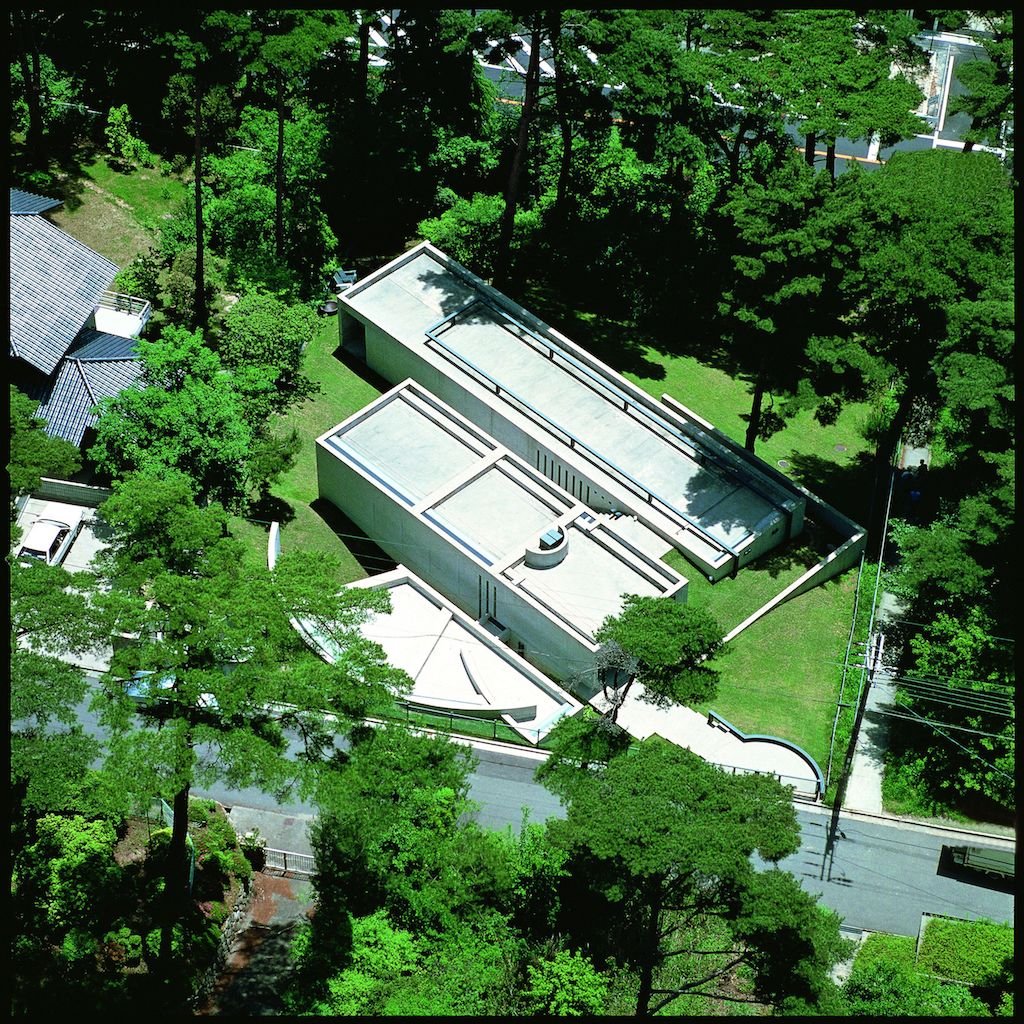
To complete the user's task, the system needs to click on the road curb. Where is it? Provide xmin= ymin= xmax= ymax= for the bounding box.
xmin=836 ymin=805 xmax=1015 ymax=845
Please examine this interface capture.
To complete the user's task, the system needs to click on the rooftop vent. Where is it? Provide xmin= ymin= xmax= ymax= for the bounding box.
xmin=525 ymin=525 xmax=568 ymax=568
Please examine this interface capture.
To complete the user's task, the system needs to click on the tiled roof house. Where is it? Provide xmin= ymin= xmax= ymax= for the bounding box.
xmin=9 ymin=187 xmax=150 ymax=446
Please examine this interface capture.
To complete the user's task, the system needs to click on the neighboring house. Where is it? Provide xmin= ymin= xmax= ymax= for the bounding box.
xmin=9 ymin=187 xmax=151 ymax=447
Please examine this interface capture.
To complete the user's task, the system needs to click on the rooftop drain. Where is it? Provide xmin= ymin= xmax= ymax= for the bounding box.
xmin=524 ymin=525 xmax=567 ymax=569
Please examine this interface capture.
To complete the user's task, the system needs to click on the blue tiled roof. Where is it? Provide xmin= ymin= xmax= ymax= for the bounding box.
xmin=32 ymin=330 xmax=143 ymax=446
xmin=10 ymin=214 xmax=119 ymax=375
xmin=10 ymin=187 xmax=63 ymax=215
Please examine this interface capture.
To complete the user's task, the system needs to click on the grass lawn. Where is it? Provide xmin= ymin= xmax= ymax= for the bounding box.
xmin=235 ymin=318 xmax=386 ymax=581
xmin=49 ymin=152 xmax=187 ymax=267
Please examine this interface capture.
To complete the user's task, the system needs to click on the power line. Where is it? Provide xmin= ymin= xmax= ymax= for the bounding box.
xmin=887 ymin=618 xmax=1016 ymax=644
xmin=890 ymin=672 xmax=1017 ymax=701
xmin=881 ymin=699 xmax=1016 ymax=781
xmin=887 ymin=686 xmax=1014 ymax=718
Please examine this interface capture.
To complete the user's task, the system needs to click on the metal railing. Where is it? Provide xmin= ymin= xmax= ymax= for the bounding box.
xmin=264 ymin=848 xmax=315 ymax=876
xmin=97 ymin=290 xmax=152 ymax=333
xmin=424 ymin=312 xmax=743 ymax=572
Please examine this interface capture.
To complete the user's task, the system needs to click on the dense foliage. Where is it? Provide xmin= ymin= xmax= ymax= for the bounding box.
xmin=292 ymin=731 xmax=850 ymax=1016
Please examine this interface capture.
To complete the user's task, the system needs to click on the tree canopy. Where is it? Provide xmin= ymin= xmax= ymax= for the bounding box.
xmin=593 ymin=594 xmax=726 ymax=722
xmin=544 ymin=738 xmax=850 ymax=1015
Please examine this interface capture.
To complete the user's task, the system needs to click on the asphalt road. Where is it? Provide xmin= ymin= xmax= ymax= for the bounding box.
xmin=69 ymin=680 xmax=1014 ymax=938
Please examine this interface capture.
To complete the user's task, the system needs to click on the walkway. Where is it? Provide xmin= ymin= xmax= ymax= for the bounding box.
xmin=589 ymin=682 xmax=823 ymax=798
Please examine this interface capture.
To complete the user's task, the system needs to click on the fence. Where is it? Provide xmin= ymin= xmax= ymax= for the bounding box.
xmin=394 ymin=701 xmax=541 ymax=747
xmin=34 ymin=477 xmax=113 ymax=508
xmin=264 ymin=848 xmax=315 ymax=877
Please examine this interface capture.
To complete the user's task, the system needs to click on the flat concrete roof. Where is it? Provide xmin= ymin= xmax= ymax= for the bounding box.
xmin=323 ymin=386 xmax=492 ymax=505
xmin=318 ymin=379 xmax=687 ymax=645
xmin=426 ymin=460 xmax=573 ymax=566
xmin=506 ymin=519 xmax=675 ymax=640
xmin=343 ymin=243 xmax=804 ymax=571
xmin=347 ymin=567 xmax=582 ymax=742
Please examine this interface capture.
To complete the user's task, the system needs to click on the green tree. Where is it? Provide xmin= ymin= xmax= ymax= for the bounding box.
xmin=13 ymin=814 xmax=122 ymax=935
xmin=783 ymin=9 xmax=927 ymax=177
xmin=714 ymin=151 xmax=845 ymax=451
xmin=484 ymin=9 xmax=548 ymax=289
xmin=9 ymin=48 xmax=85 ymax=160
xmin=219 ymin=290 xmax=319 ymax=408
xmin=593 ymin=595 xmax=725 ymax=723
xmin=159 ymin=10 xmax=257 ymax=330
xmin=205 ymin=101 xmax=339 ymax=296
xmin=418 ymin=193 xmax=505 ymax=278
xmin=379 ymin=914 xmax=524 ymax=1016
xmin=10 ymin=553 xmax=114 ymax=817
xmin=545 ymin=738 xmax=850 ymax=1015
xmin=88 ymin=325 xmax=294 ymax=511
xmin=523 ymin=948 xmax=608 ymax=1016
xmin=351 ymin=8 xmax=496 ymax=255
xmin=838 ymin=149 xmax=1012 ymax=450
xmin=309 ymin=723 xmax=504 ymax=939
xmin=540 ymin=9 xmax=615 ymax=223
xmin=9 ymin=386 xmax=81 ymax=512
xmin=307 ymin=910 xmax=420 ymax=1016
xmin=10 ymin=8 xmax=54 ymax=167
xmin=245 ymin=9 xmax=352 ymax=261
xmin=104 ymin=103 xmax=152 ymax=168
xmin=90 ymin=471 xmax=407 ymax=968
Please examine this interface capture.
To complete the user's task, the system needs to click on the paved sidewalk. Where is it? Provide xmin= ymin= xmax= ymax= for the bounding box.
xmin=225 ymin=806 xmax=315 ymax=857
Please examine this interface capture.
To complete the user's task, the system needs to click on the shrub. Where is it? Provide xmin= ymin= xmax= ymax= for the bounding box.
xmin=849 ymin=932 xmax=916 ymax=974
xmin=104 ymin=924 xmax=143 ymax=966
xmin=208 ymin=902 xmax=230 ymax=927
xmin=61 ymin=927 xmax=99 ymax=964
xmin=145 ymin=924 xmax=185 ymax=961
xmin=203 ymin=849 xmax=235 ymax=881
xmin=188 ymin=798 xmax=218 ymax=823
xmin=112 ymin=249 xmax=160 ymax=300
xmin=147 ymin=828 xmax=172 ymax=854
xmin=917 ymin=916 xmax=1014 ymax=987
xmin=105 ymin=104 xmax=153 ymax=168
xmin=844 ymin=959 xmax=991 ymax=1016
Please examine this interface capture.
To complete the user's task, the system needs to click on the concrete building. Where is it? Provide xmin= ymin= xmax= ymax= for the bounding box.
xmin=338 ymin=242 xmax=806 ymax=581
xmin=316 ymin=380 xmax=687 ymax=685
xmin=345 ymin=566 xmax=582 ymax=743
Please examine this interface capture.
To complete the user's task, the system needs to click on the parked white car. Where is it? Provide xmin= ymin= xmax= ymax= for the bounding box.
xmin=17 ymin=504 xmax=84 ymax=566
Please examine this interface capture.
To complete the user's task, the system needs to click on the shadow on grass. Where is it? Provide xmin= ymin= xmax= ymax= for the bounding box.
xmin=786 ymin=450 xmax=877 ymax=527
xmin=310 ymin=498 xmax=397 ymax=577
xmin=11 ymin=137 xmax=103 ymax=212
xmin=248 ymin=494 xmax=296 ymax=527
xmin=332 ymin=344 xmax=394 ymax=393
xmin=748 ymin=516 xmax=836 ymax=580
